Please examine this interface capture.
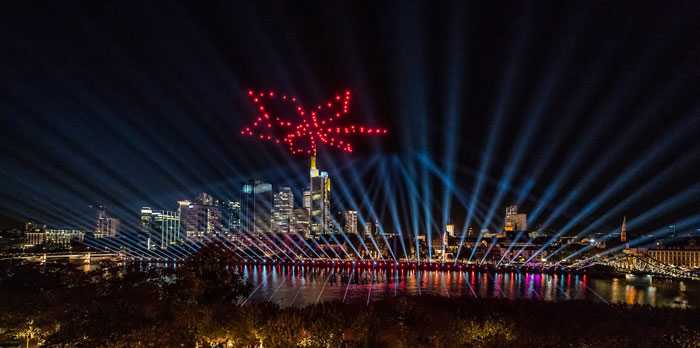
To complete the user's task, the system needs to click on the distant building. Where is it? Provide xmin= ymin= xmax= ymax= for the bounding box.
xmin=222 ymin=200 xmax=241 ymax=234
xmin=140 ymin=207 xmax=180 ymax=249
xmin=303 ymin=190 xmax=311 ymax=210
xmin=24 ymin=222 xmax=84 ymax=248
xmin=241 ymin=181 xmax=273 ymax=234
xmin=344 ymin=210 xmax=358 ymax=235
xmin=648 ymin=247 xmax=700 ymax=268
xmin=467 ymin=227 xmax=475 ymax=239
xmin=179 ymin=193 xmax=223 ymax=240
xmin=504 ymin=205 xmax=527 ymax=232
xmin=94 ymin=206 xmax=119 ymax=238
xmin=528 ymin=230 xmax=547 ymax=240
xmin=24 ymin=222 xmax=45 ymax=246
xmin=293 ymin=208 xmax=310 ymax=238
xmin=364 ymin=221 xmax=375 ymax=237
xmin=273 ymin=187 xmax=294 ymax=233
xmin=309 ymin=156 xmax=331 ymax=236
xmin=446 ymin=223 xmax=455 ymax=238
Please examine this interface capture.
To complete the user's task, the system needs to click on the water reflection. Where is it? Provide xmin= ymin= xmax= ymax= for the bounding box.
xmin=240 ymin=264 xmax=699 ymax=309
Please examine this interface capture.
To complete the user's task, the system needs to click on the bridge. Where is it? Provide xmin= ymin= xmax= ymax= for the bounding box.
xmin=1 ymin=251 xmax=125 ymax=264
xmin=568 ymin=251 xmax=700 ymax=280
xmin=5 ymin=249 xmax=698 ymax=280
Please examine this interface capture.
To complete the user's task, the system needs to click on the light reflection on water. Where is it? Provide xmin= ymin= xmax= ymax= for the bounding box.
xmin=241 ymin=264 xmax=699 ymax=309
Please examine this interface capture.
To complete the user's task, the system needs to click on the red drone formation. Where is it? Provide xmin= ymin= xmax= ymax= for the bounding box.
xmin=240 ymin=89 xmax=388 ymax=156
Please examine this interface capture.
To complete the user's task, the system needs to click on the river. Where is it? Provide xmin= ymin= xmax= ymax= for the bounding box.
xmin=241 ymin=264 xmax=700 ymax=308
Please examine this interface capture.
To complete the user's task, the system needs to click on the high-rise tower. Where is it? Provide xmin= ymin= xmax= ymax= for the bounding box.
xmin=179 ymin=193 xmax=223 ymax=240
xmin=241 ymin=181 xmax=273 ymax=234
xmin=273 ymin=187 xmax=294 ymax=233
xmin=309 ymin=155 xmax=331 ymax=236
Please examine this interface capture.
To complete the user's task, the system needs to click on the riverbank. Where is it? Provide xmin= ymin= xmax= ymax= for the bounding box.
xmin=2 ymin=244 xmax=699 ymax=347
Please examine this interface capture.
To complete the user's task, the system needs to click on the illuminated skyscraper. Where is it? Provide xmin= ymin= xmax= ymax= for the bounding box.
xmin=303 ymin=190 xmax=311 ymax=210
xmin=446 ymin=223 xmax=455 ymax=237
xmin=309 ymin=156 xmax=331 ymax=236
xmin=620 ymin=216 xmax=628 ymax=244
xmin=222 ymin=200 xmax=241 ymax=234
xmin=344 ymin=210 xmax=358 ymax=235
xmin=293 ymin=208 xmax=310 ymax=237
xmin=273 ymin=187 xmax=294 ymax=233
xmin=140 ymin=207 xmax=180 ymax=249
xmin=364 ymin=221 xmax=375 ymax=237
xmin=94 ymin=205 xmax=119 ymax=238
xmin=241 ymin=180 xmax=273 ymax=234
xmin=504 ymin=205 xmax=527 ymax=232
xmin=179 ymin=193 xmax=223 ymax=240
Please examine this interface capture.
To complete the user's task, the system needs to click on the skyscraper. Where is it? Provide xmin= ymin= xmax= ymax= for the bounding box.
xmin=179 ymin=193 xmax=223 ymax=240
xmin=504 ymin=205 xmax=527 ymax=232
xmin=303 ymin=189 xmax=311 ymax=211
xmin=446 ymin=223 xmax=455 ymax=237
xmin=94 ymin=205 xmax=119 ymax=238
xmin=273 ymin=187 xmax=294 ymax=233
xmin=344 ymin=210 xmax=358 ymax=235
xmin=293 ymin=208 xmax=310 ymax=238
xmin=222 ymin=200 xmax=241 ymax=234
xmin=364 ymin=221 xmax=375 ymax=237
xmin=241 ymin=180 xmax=273 ymax=234
xmin=309 ymin=156 xmax=331 ymax=236
xmin=140 ymin=207 xmax=180 ymax=249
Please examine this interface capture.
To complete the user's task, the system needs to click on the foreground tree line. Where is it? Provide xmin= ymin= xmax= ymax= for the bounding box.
xmin=1 ymin=243 xmax=699 ymax=347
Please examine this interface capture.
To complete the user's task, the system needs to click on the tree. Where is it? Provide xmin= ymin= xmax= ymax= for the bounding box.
xmin=15 ymin=319 xmax=41 ymax=348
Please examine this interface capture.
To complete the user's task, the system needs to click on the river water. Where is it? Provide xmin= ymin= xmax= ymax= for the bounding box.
xmin=241 ymin=264 xmax=700 ymax=308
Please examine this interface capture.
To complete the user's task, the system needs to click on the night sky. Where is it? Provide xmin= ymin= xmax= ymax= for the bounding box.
xmin=1 ymin=1 xmax=698 ymax=237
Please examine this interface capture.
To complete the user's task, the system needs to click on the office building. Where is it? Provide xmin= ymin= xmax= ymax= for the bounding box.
xmin=24 ymin=222 xmax=84 ymax=248
xmin=273 ymin=187 xmax=294 ymax=233
xmin=222 ymin=200 xmax=241 ymax=234
xmin=648 ymin=247 xmax=700 ymax=268
xmin=293 ymin=208 xmax=310 ymax=238
xmin=364 ymin=221 xmax=375 ymax=237
xmin=309 ymin=156 xmax=331 ymax=236
xmin=303 ymin=189 xmax=311 ymax=210
xmin=446 ymin=223 xmax=455 ymax=238
xmin=344 ymin=210 xmax=358 ymax=235
xmin=241 ymin=181 xmax=273 ymax=234
xmin=141 ymin=207 xmax=181 ymax=249
xmin=94 ymin=206 xmax=120 ymax=238
xmin=504 ymin=205 xmax=527 ymax=232
xmin=179 ymin=193 xmax=223 ymax=240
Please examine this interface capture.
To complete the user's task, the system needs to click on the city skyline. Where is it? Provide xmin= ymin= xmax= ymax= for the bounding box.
xmin=1 ymin=2 xmax=699 ymax=345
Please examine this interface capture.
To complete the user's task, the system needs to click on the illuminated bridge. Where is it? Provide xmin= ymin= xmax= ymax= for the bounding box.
xmin=2 ymin=251 xmax=125 ymax=263
xmin=569 ymin=251 xmax=700 ymax=280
